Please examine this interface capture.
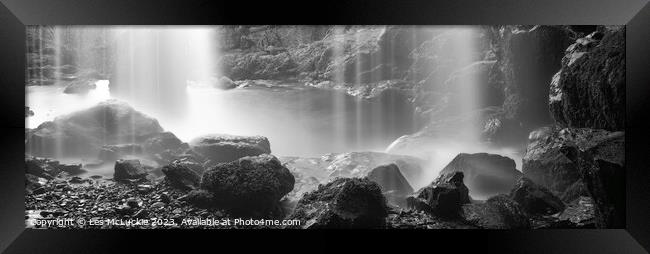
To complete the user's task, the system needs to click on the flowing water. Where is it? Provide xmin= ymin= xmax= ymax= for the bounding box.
xmin=26 ymin=26 xmax=524 ymax=187
xmin=26 ymin=81 xmax=416 ymax=158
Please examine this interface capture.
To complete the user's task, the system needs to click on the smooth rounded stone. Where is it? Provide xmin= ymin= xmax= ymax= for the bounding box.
xmin=439 ymin=153 xmax=522 ymax=199
xmin=510 ymin=177 xmax=565 ymax=215
xmin=113 ymin=159 xmax=148 ymax=181
xmin=189 ymin=134 xmax=271 ymax=166
xmin=212 ymin=76 xmax=236 ymax=90
xmin=162 ymin=160 xmax=201 ymax=190
xmin=142 ymin=132 xmax=186 ymax=154
xmin=461 ymin=194 xmax=531 ymax=229
xmin=199 ymin=154 xmax=294 ymax=217
xmin=367 ymin=164 xmax=414 ymax=207
xmin=287 ymin=178 xmax=389 ymax=229
xmin=62 ymin=80 xmax=96 ymax=94
xmin=26 ymin=99 xmax=164 ymax=158
xmin=151 ymin=202 xmax=166 ymax=209
xmin=549 ymin=27 xmax=625 ymax=131
xmin=407 ymin=171 xmax=470 ymax=218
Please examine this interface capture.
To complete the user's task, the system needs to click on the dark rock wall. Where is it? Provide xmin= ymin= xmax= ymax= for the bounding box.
xmin=549 ymin=27 xmax=625 ymax=131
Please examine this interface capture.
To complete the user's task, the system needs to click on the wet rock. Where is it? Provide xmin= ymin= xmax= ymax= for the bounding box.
xmin=367 ymin=164 xmax=414 ymax=207
xmin=439 ymin=153 xmax=522 ymax=199
xmin=151 ymin=202 xmax=166 ymax=209
xmin=522 ymin=127 xmax=623 ymax=195
xmin=68 ymin=176 xmax=86 ymax=184
xmin=199 ymin=154 xmax=294 ymax=217
xmin=281 ymin=152 xmax=424 ymax=204
xmin=321 ymin=152 xmax=424 ymax=188
xmin=287 ymin=178 xmax=388 ymax=229
xmin=25 ymin=157 xmax=55 ymax=179
xmin=461 ymin=194 xmax=530 ymax=229
xmin=212 ymin=76 xmax=237 ymax=90
xmin=25 ymin=174 xmax=47 ymax=194
xmin=63 ymin=80 xmax=96 ymax=94
xmin=510 ymin=177 xmax=565 ymax=215
xmin=549 ymin=27 xmax=625 ymax=131
xmin=162 ymin=160 xmax=201 ymax=190
xmin=133 ymin=209 xmax=149 ymax=219
xmin=570 ymin=146 xmax=625 ymax=228
xmin=556 ymin=196 xmax=596 ymax=228
xmin=25 ymin=157 xmax=83 ymax=179
xmin=126 ymin=198 xmax=142 ymax=208
xmin=25 ymin=106 xmax=34 ymax=117
xmin=26 ymin=99 xmax=164 ymax=157
xmin=223 ymin=51 xmax=297 ymax=80
xmin=168 ymin=156 xmax=204 ymax=175
xmin=160 ymin=193 xmax=171 ymax=203
xmin=113 ymin=159 xmax=148 ymax=181
xmin=142 ymin=132 xmax=186 ymax=155
xmin=407 ymin=172 xmax=470 ymax=218
xmin=136 ymin=184 xmax=154 ymax=193
xmin=522 ymin=127 xmax=624 ymax=228
xmin=179 ymin=189 xmax=216 ymax=208
xmin=189 ymin=134 xmax=271 ymax=166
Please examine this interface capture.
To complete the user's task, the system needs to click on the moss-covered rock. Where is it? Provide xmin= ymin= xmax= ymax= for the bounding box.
xmin=200 ymin=154 xmax=294 ymax=218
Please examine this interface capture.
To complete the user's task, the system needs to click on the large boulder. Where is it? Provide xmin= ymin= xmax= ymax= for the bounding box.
xmin=199 ymin=154 xmax=294 ymax=217
xmin=113 ymin=159 xmax=148 ymax=181
xmin=522 ymin=126 xmax=624 ymax=228
xmin=461 ymin=194 xmax=531 ymax=229
xmin=26 ymin=99 xmax=164 ymax=157
xmin=287 ymin=178 xmax=388 ymax=229
xmin=367 ymin=164 xmax=414 ymax=207
xmin=522 ymin=127 xmax=623 ymax=195
xmin=549 ymin=27 xmax=625 ymax=131
xmin=407 ymin=171 xmax=471 ymax=218
xmin=510 ymin=177 xmax=565 ymax=215
xmin=439 ymin=153 xmax=522 ymax=199
xmin=189 ymin=134 xmax=271 ymax=167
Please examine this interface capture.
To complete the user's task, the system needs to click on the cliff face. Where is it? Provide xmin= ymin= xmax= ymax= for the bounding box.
xmin=549 ymin=27 xmax=625 ymax=131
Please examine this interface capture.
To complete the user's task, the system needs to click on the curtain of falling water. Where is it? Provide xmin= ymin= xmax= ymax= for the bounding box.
xmin=111 ymin=27 xmax=218 ymax=144
xmin=332 ymin=26 xmax=346 ymax=152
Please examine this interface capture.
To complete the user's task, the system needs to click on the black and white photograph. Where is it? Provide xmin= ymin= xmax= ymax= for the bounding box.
xmin=23 ymin=25 xmax=626 ymax=229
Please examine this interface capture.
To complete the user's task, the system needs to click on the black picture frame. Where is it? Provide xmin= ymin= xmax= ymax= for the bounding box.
xmin=1 ymin=0 xmax=649 ymax=253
